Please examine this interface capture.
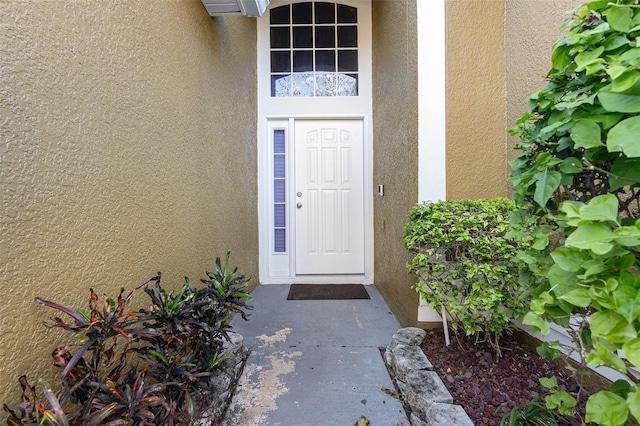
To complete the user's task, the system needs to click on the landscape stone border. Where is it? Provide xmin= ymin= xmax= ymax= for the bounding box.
xmin=194 ymin=332 xmax=249 ymax=425
xmin=385 ymin=327 xmax=474 ymax=426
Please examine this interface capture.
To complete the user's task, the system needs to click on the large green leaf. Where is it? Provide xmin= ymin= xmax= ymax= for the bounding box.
xmin=586 ymin=391 xmax=629 ymax=426
xmin=598 ymin=91 xmax=640 ymax=112
xmin=613 ymin=225 xmax=640 ymax=246
xmin=619 ymin=47 xmax=640 ymax=63
xmin=575 ymin=46 xmax=605 ymax=72
xmin=558 ymin=289 xmax=592 ymax=307
xmin=608 ymin=5 xmax=633 ymax=32
xmin=622 ymin=338 xmax=640 ymax=369
xmin=565 ymin=223 xmax=616 ymax=254
xmin=523 ymin=311 xmax=550 ymax=335
xmin=612 ymin=70 xmax=640 ymax=92
xmin=579 ymin=194 xmax=619 ymax=223
xmin=533 ymin=169 xmax=562 ymax=207
xmin=627 ymin=387 xmax=640 ymax=422
xmin=552 ymin=44 xmax=572 ymax=70
xmin=603 ymin=35 xmax=630 ymax=51
xmin=610 ymin=157 xmax=640 ymax=190
xmin=590 ymin=310 xmax=637 ymax=343
xmin=607 ymin=116 xmax=640 ymax=157
xmin=551 ymin=246 xmax=586 ymax=272
xmin=614 ymin=283 xmax=640 ymax=323
xmin=547 ymin=264 xmax=579 ymax=296
xmin=607 ymin=66 xmax=628 ymax=81
xmin=588 ymin=113 xmax=623 ymax=130
xmin=570 ymin=119 xmax=603 ymax=148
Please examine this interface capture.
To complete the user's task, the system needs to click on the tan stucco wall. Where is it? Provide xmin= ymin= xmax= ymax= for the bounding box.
xmin=372 ymin=0 xmax=420 ymax=327
xmin=0 ymin=0 xmax=258 ymax=408
xmin=446 ymin=0 xmax=508 ymax=200
xmin=371 ymin=0 xmax=585 ymax=327
xmin=505 ymin=0 xmax=583 ymax=158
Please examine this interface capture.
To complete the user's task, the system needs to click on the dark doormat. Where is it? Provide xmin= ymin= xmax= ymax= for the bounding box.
xmin=287 ymin=284 xmax=370 ymax=300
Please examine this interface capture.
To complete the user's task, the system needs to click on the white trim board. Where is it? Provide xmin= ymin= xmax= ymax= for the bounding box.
xmin=417 ymin=0 xmax=447 ymax=322
xmin=417 ymin=0 xmax=446 ymax=204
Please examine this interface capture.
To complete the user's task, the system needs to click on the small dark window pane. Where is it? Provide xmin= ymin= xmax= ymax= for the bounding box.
xmin=315 ymin=2 xmax=335 ymax=24
xmin=337 ymin=26 xmax=357 ymax=48
xmin=271 ymin=27 xmax=290 ymax=48
xmin=274 ymin=154 xmax=285 ymax=178
xmin=274 ymin=229 xmax=286 ymax=252
xmin=316 ymin=51 xmax=335 ymax=72
xmin=271 ymin=51 xmax=291 ymax=72
xmin=315 ymin=26 xmax=335 ymax=48
xmin=274 ymin=204 xmax=286 ymax=227
xmin=292 ymin=2 xmax=312 ymax=24
xmin=270 ymin=5 xmax=290 ymax=24
xmin=338 ymin=50 xmax=358 ymax=72
xmin=274 ymin=180 xmax=285 ymax=203
xmin=293 ymin=50 xmax=313 ymax=72
xmin=293 ymin=26 xmax=313 ymax=48
xmin=337 ymin=4 xmax=357 ymax=23
xmin=274 ymin=129 xmax=285 ymax=153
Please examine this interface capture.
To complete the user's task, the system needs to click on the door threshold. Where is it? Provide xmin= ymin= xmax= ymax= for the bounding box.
xmin=260 ymin=275 xmax=372 ymax=285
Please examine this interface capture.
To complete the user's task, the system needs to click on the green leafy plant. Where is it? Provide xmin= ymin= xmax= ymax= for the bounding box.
xmin=500 ymin=377 xmax=581 ymax=426
xmin=500 ymin=394 xmax=564 ymax=426
xmin=509 ymin=1 xmax=640 ymax=424
xmin=3 ymin=252 xmax=251 ymax=425
xmin=404 ymin=198 xmax=528 ymax=349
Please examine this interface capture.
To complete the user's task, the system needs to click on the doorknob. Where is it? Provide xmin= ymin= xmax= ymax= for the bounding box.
xmin=297 ymin=202 xmax=302 ymax=208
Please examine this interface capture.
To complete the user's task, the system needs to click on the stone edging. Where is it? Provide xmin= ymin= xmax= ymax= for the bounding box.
xmin=193 ymin=332 xmax=249 ymax=425
xmin=385 ymin=327 xmax=474 ymax=426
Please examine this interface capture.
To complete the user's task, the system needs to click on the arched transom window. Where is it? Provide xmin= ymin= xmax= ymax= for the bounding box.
xmin=269 ymin=1 xmax=358 ymax=97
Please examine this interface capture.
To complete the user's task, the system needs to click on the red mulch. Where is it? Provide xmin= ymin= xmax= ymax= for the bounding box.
xmin=420 ymin=329 xmax=590 ymax=426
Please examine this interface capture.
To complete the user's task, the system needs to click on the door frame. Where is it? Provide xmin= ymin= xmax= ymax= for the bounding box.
xmin=258 ymin=114 xmax=373 ymax=284
xmin=256 ymin=0 xmax=373 ymax=284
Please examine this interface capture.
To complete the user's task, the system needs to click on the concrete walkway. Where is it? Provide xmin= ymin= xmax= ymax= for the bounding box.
xmin=222 ymin=284 xmax=409 ymax=426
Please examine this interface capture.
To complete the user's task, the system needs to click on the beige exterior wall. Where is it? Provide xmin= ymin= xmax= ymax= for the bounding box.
xmin=505 ymin=0 xmax=583 ymax=158
xmin=372 ymin=0 xmax=420 ymax=327
xmin=446 ymin=0 xmax=508 ymax=200
xmin=0 ymin=0 xmax=258 ymax=407
xmin=372 ymin=0 xmax=584 ymax=326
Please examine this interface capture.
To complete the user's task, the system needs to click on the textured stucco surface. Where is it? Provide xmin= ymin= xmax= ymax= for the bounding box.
xmin=1 ymin=0 xmax=258 ymax=409
xmin=372 ymin=0 xmax=420 ymax=327
xmin=446 ymin=0 xmax=508 ymax=200
xmin=505 ymin=0 xmax=583 ymax=160
xmin=371 ymin=0 xmax=584 ymax=326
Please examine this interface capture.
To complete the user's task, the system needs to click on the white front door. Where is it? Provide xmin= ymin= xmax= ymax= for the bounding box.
xmin=294 ymin=119 xmax=364 ymax=274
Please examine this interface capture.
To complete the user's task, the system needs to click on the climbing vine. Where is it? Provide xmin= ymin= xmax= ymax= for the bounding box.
xmin=510 ymin=1 xmax=640 ymax=424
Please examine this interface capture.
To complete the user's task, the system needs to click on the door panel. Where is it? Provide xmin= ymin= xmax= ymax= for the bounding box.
xmin=295 ymin=120 xmax=365 ymax=274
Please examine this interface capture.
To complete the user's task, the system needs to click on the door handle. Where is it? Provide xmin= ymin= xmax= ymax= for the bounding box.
xmin=297 ymin=202 xmax=302 ymax=208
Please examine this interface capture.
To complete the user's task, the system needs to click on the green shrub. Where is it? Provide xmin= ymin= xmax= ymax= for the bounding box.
xmin=404 ymin=198 xmax=528 ymax=342
xmin=510 ymin=1 xmax=640 ymax=424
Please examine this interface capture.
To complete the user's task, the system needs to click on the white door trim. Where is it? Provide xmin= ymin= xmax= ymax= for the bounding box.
xmin=257 ymin=0 xmax=373 ymax=284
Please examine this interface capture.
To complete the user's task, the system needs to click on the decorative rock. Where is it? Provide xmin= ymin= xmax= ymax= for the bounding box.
xmin=193 ymin=332 xmax=248 ymax=426
xmin=405 ymin=370 xmax=453 ymax=419
xmin=387 ymin=327 xmax=427 ymax=353
xmin=425 ymin=403 xmax=474 ymax=426
xmin=384 ymin=328 xmax=474 ymax=426
xmin=388 ymin=344 xmax=433 ymax=382
xmin=410 ymin=412 xmax=428 ymax=426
